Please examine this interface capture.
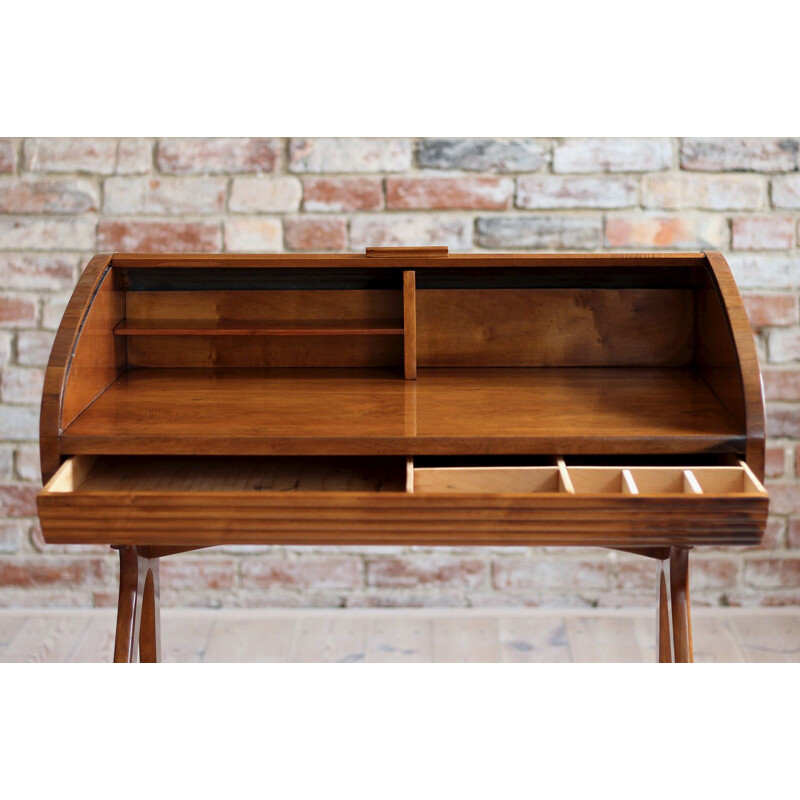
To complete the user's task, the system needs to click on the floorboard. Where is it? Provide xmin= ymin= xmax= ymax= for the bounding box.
xmin=1 ymin=609 xmax=798 ymax=663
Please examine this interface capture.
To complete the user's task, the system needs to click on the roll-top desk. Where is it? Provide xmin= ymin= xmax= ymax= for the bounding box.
xmin=36 ymin=247 xmax=768 ymax=662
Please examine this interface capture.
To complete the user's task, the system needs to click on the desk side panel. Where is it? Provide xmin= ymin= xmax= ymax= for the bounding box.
xmin=40 ymin=253 xmax=125 ymax=482
xmin=697 ymin=252 xmax=766 ymax=480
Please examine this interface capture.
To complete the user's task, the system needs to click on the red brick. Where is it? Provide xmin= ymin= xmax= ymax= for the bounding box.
xmin=24 ymin=138 xmax=118 ymax=174
xmin=0 ymin=178 xmax=98 ymax=214
xmin=605 ymin=215 xmax=728 ymax=249
xmin=160 ymin=558 xmax=236 ymax=590
xmin=742 ymin=293 xmax=798 ymax=327
xmin=0 ymin=483 xmax=38 ymax=516
xmin=0 ymin=139 xmax=15 ymax=172
xmin=0 ymin=557 xmax=108 ymax=587
xmin=302 ymin=177 xmax=383 ymax=212
xmin=0 ymin=367 xmax=44 ymax=404
xmin=0 ymin=254 xmax=75 ymax=291
xmin=763 ymin=368 xmax=800 ymax=401
xmin=766 ymin=406 xmax=800 ymax=438
xmin=386 ymin=177 xmax=513 ymax=210
xmin=367 ymin=556 xmax=485 ymax=589
xmin=156 ymin=138 xmax=277 ymax=174
xmin=765 ymin=447 xmax=785 ymax=478
xmin=242 ymin=556 xmax=362 ymax=591
xmin=493 ymin=557 xmax=611 ymax=590
xmin=732 ymin=216 xmax=794 ymax=250
xmin=744 ymin=557 xmax=800 ymax=589
xmin=97 ymin=220 xmax=221 ymax=252
xmin=284 ymin=217 xmax=346 ymax=251
xmin=0 ymin=294 xmax=37 ymax=327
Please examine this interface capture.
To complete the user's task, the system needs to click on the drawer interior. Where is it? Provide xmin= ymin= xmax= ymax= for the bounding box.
xmin=410 ymin=459 xmax=765 ymax=496
xmin=45 ymin=455 xmax=407 ymax=494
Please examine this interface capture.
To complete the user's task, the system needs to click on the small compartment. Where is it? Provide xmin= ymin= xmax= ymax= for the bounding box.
xmin=691 ymin=466 xmax=764 ymax=495
xmin=568 ymin=468 xmax=630 ymax=494
xmin=413 ymin=466 xmax=562 ymax=494
xmin=627 ymin=467 xmax=691 ymax=494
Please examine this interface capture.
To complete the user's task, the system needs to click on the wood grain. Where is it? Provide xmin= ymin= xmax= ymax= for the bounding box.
xmin=403 ymin=271 xmax=417 ymax=380
xmin=418 ymin=289 xmax=694 ymax=367
xmin=39 ymin=253 xmax=117 ymax=483
xmin=702 ymin=252 xmax=766 ymax=480
xmin=59 ymin=367 xmax=744 ymax=457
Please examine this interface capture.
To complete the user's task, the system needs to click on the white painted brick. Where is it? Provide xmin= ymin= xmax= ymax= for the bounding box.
xmin=224 ymin=218 xmax=282 ymax=252
xmin=642 ymin=173 xmax=765 ymax=210
xmin=290 ymin=138 xmax=411 ymax=173
xmin=0 ymin=217 xmax=96 ymax=250
xmin=517 ymin=176 xmax=638 ymax=209
xmin=103 ymin=176 xmax=226 ymax=214
xmin=554 ymin=138 xmax=672 ymax=173
xmin=229 ymin=177 xmax=302 ymax=213
xmin=350 ymin=214 xmax=472 ymax=250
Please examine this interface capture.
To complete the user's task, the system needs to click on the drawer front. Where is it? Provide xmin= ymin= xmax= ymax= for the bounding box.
xmin=38 ymin=456 xmax=769 ymax=548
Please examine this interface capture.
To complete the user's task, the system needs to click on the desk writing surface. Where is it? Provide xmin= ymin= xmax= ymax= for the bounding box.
xmin=61 ymin=367 xmax=743 ymax=456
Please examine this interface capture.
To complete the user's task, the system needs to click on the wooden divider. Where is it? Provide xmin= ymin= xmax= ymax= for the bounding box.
xmin=410 ymin=460 xmax=767 ymax=496
xmin=403 ymin=271 xmax=417 ymax=380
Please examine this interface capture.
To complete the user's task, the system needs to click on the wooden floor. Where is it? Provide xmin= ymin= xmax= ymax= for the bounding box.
xmin=1 ymin=608 xmax=798 ymax=663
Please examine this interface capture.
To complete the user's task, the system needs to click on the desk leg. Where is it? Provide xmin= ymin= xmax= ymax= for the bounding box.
xmin=655 ymin=548 xmax=693 ymax=663
xmin=656 ymin=558 xmax=673 ymax=662
xmin=669 ymin=547 xmax=693 ymax=663
xmin=113 ymin=546 xmax=161 ymax=663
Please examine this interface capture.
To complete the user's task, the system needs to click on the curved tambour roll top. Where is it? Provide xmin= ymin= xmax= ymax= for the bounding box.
xmin=39 ymin=250 xmax=765 ymax=485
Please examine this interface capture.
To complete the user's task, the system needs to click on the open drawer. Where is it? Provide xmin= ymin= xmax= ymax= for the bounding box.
xmin=38 ymin=455 xmax=769 ymax=548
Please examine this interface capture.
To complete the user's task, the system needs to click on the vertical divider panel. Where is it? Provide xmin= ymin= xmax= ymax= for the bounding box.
xmin=622 ymin=469 xmax=639 ymax=495
xmin=683 ymin=470 xmax=703 ymax=494
xmin=555 ymin=457 xmax=575 ymax=494
xmin=406 ymin=457 xmax=414 ymax=493
xmin=403 ymin=271 xmax=417 ymax=380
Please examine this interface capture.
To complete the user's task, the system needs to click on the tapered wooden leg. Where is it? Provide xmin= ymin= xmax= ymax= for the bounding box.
xmin=113 ymin=546 xmax=161 ymax=663
xmin=669 ymin=547 xmax=693 ymax=663
xmin=139 ymin=559 xmax=161 ymax=663
xmin=656 ymin=558 xmax=673 ymax=662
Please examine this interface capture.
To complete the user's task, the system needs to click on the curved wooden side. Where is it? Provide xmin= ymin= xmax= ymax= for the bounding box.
xmin=701 ymin=252 xmax=766 ymax=481
xmin=40 ymin=253 xmax=125 ymax=483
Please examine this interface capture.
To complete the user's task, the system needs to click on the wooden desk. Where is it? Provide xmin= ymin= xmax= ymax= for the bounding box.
xmin=36 ymin=247 xmax=768 ymax=662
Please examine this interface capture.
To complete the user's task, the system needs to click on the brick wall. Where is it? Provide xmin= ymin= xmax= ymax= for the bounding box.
xmin=0 ymin=137 xmax=798 ymax=608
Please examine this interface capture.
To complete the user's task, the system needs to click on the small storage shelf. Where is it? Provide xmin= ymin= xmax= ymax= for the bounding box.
xmin=114 ymin=319 xmax=405 ymax=336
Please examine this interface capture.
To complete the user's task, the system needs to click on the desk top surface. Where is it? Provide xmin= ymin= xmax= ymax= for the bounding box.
xmin=61 ymin=366 xmax=743 ymax=457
